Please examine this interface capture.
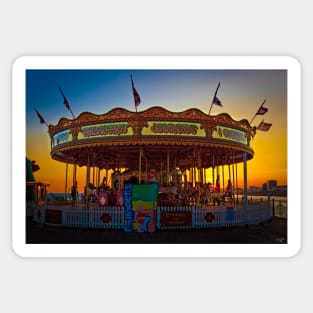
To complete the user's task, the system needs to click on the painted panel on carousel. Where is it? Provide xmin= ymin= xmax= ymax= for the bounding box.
xmin=212 ymin=125 xmax=248 ymax=145
xmin=123 ymin=183 xmax=134 ymax=232
xmin=78 ymin=122 xmax=133 ymax=139
xmin=52 ymin=129 xmax=72 ymax=148
xmin=132 ymin=183 xmax=158 ymax=232
xmin=141 ymin=121 xmax=206 ymax=137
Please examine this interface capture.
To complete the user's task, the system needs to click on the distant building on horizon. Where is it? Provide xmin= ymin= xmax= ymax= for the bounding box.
xmin=249 ymin=180 xmax=287 ymax=196
xmin=262 ymin=180 xmax=277 ymax=192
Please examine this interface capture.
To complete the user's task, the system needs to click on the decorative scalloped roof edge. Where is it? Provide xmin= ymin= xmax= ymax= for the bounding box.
xmin=49 ymin=106 xmax=254 ymax=134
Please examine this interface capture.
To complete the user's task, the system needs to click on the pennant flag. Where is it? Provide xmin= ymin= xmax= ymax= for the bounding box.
xmin=131 ymin=75 xmax=141 ymax=111
xmin=250 ymin=99 xmax=268 ymax=124
xmin=256 ymin=99 xmax=268 ymax=115
xmin=209 ymin=82 xmax=222 ymax=115
xmin=256 ymin=106 xmax=268 ymax=115
xmin=213 ymin=96 xmax=222 ymax=107
xmin=257 ymin=120 xmax=272 ymax=131
xmin=212 ymin=82 xmax=221 ymax=105
xmin=34 ymin=108 xmax=48 ymax=126
xmin=58 ymin=86 xmax=75 ymax=118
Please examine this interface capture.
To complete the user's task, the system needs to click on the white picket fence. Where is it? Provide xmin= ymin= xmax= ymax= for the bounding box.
xmin=191 ymin=207 xmax=244 ymax=229
xmin=32 ymin=202 xmax=272 ymax=230
xmin=62 ymin=206 xmax=125 ymax=229
xmin=157 ymin=202 xmax=272 ymax=229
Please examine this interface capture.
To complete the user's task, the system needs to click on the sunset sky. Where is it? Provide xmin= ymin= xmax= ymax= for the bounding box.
xmin=26 ymin=69 xmax=287 ymax=193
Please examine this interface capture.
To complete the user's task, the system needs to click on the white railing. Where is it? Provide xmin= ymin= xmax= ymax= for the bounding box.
xmin=32 ymin=202 xmax=272 ymax=230
xmin=156 ymin=203 xmax=271 ymax=230
xmin=192 ymin=207 xmax=244 ymax=229
xmin=62 ymin=206 xmax=125 ymax=229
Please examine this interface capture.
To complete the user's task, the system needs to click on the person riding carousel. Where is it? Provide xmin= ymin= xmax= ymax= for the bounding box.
xmin=71 ymin=181 xmax=78 ymax=206
xmin=225 ymin=179 xmax=233 ymax=200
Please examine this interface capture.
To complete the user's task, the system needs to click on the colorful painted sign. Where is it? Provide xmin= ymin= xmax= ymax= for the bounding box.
xmin=123 ymin=183 xmax=134 ymax=232
xmin=78 ymin=122 xmax=133 ymax=139
xmin=212 ymin=125 xmax=248 ymax=145
xmin=132 ymin=184 xmax=158 ymax=206
xmin=52 ymin=129 xmax=72 ymax=147
xmin=132 ymin=183 xmax=158 ymax=232
xmin=142 ymin=121 xmax=206 ymax=137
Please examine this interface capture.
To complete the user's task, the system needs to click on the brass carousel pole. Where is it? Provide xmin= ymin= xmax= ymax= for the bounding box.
xmin=190 ymin=167 xmax=193 ymax=189
xmin=243 ymin=152 xmax=248 ymax=220
xmin=232 ymin=154 xmax=235 ymax=202
xmin=212 ymin=152 xmax=215 ymax=191
xmin=228 ymin=159 xmax=232 ymax=195
xmin=64 ymin=162 xmax=68 ymax=203
xmin=160 ymin=155 xmax=163 ymax=186
xmin=145 ymin=156 xmax=148 ymax=184
xmin=235 ymin=161 xmax=238 ymax=204
xmin=85 ymin=155 xmax=90 ymax=207
xmin=222 ymin=164 xmax=225 ymax=193
xmin=198 ymin=150 xmax=202 ymax=185
xmin=198 ymin=150 xmax=201 ymax=203
xmin=139 ymin=146 xmax=142 ymax=184
xmin=105 ymin=166 xmax=108 ymax=187
xmin=92 ymin=152 xmax=96 ymax=186
xmin=97 ymin=168 xmax=101 ymax=188
xmin=73 ymin=162 xmax=77 ymax=186
xmin=203 ymin=168 xmax=206 ymax=184
xmin=166 ymin=148 xmax=170 ymax=185
xmin=72 ymin=161 xmax=77 ymax=205
xmin=192 ymin=150 xmax=195 ymax=188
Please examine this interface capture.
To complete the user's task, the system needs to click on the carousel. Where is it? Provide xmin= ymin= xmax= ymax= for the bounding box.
xmin=49 ymin=107 xmax=254 ymax=191
xmin=32 ymin=106 xmax=271 ymax=231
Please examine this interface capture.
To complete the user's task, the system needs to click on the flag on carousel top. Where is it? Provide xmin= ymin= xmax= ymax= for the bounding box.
xmin=257 ymin=120 xmax=272 ymax=131
xmin=250 ymin=99 xmax=269 ymax=124
xmin=256 ymin=106 xmax=268 ymax=115
xmin=58 ymin=86 xmax=75 ymax=118
xmin=131 ymin=75 xmax=141 ymax=111
xmin=212 ymin=82 xmax=222 ymax=106
xmin=34 ymin=108 xmax=48 ymax=126
xmin=209 ymin=82 xmax=222 ymax=115
xmin=212 ymin=95 xmax=222 ymax=107
xmin=256 ymin=99 xmax=268 ymax=115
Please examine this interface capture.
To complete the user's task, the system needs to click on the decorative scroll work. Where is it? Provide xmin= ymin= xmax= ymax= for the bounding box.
xmin=141 ymin=121 xmax=206 ymax=137
xmin=212 ymin=125 xmax=248 ymax=145
xmin=49 ymin=107 xmax=255 ymax=137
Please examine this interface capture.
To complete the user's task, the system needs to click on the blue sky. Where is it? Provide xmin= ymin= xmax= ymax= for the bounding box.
xmin=26 ymin=69 xmax=287 ymax=131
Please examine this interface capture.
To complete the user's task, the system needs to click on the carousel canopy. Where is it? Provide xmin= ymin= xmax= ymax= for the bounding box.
xmin=48 ymin=106 xmax=256 ymax=171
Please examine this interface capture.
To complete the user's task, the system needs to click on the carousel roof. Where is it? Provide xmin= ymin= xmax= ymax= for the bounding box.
xmin=48 ymin=106 xmax=256 ymax=170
